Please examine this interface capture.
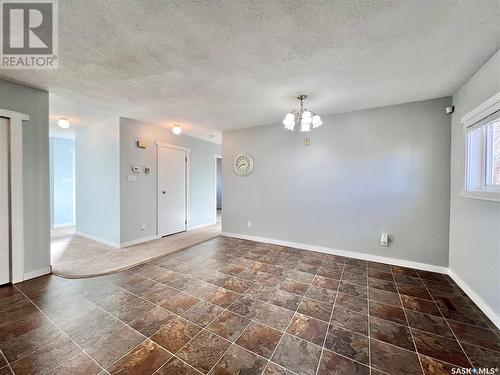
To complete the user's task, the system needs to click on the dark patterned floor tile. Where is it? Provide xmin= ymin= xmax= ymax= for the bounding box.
xmin=161 ymin=292 xmax=200 ymax=314
xmin=269 ymin=290 xmax=302 ymax=311
xmin=151 ymin=317 xmax=201 ymax=353
xmin=0 ymin=311 xmax=51 ymax=345
xmin=228 ymin=296 xmax=265 ymax=319
xmin=334 ymin=293 xmax=367 ymax=314
xmin=324 ymin=325 xmax=369 ymax=365
xmin=288 ymin=270 xmax=316 ymax=284
xmin=394 ymin=275 xmax=424 ymax=286
xmin=462 ymin=343 xmax=500 ymax=369
xmin=206 ymin=288 xmax=240 ymax=308
xmin=304 ymin=286 xmax=336 ymax=304
xmin=331 ymin=307 xmax=368 ymax=336
xmin=338 ymin=282 xmax=367 ymax=299
xmin=370 ymin=339 xmax=422 ymax=375
xmin=317 ymin=349 xmax=369 ymax=375
xmin=271 ymin=334 xmax=321 ymax=375
xmin=391 ymin=266 xmax=419 ymax=277
xmin=447 ymin=321 xmax=500 ymax=352
xmin=279 ymin=280 xmax=309 ymax=296
xmin=286 ymin=313 xmax=328 ymax=346
xmin=10 ymin=336 xmax=81 ymax=375
xmin=263 ymin=362 xmax=295 ymax=375
xmin=297 ymin=298 xmax=333 ymax=322
xmin=209 ymin=344 xmax=267 ymax=375
xmin=183 ymin=301 xmax=224 ymax=328
xmin=47 ymin=352 xmax=101 ymax=375
xmin=401 ymin=295 xmax=441 ymax=316
xmin=369 ymin=316 xmax=415 ymax=351
xmin=244 ymin=283 xmax=278 ymax=302
xmin=156 ymin=357 xmax=202 ymax=375
xmin=142 ymin=286 xmax=180 ymax=305
xmin=255 ymin=304 xmax=295 ymax=331
xmin=311 ymin=276 xmax=339 ymax=291
xmin=129 ymin=306 xmax=176 ymax=336
xmin=369 ymin=301 xmax=407 ymax=325
xmin=406 ymin=310 xmax=454 ymax=338
xmin=368 ymin=278 xmax=398 ymax=293
xmin=411 ymin=329 xmax=471 ymax=368
xmin=222 ymin=277 xmax=253 ymax=293
xmin=107 ymin=339 xmax=171 ymax=374
xmin=369 ymin=288 xmax=401 ymax=307
xmin=106 ymin=298 xmax=156 ymax=324
xmin=368 ymin=270 xmax=394 ymax=282
xmin=177 ymin=331 xmax=231 ymax=374
xmin=236 ymin=322 xmax=283 ymax=359
xmin=207 ymin=311 xmax=251 ymax=342
xmin=68 ymin=314 xmax=125 ymax=349
xmin=419 ymin=354 xmax=463 ymax=375
xmin=397 ymin=284 xmax=431 ymax=300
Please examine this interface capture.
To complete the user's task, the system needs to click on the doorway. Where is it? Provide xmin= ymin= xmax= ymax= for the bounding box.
xmin=0 ymin=118 xmax=10 ymax=285
xmin=157 ymin=144 xmax=188 ymax=236
xmin=215 ymin=154 xmax=222 ymax=224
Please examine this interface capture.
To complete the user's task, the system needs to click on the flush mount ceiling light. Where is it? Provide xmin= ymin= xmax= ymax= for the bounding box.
xmin=282 ymin=95 xmax=323 ymax=132
xmin=172 ymin=124 xmax=182 ymax=135
xmin=58 ymin=117 xmax=70 ymax=129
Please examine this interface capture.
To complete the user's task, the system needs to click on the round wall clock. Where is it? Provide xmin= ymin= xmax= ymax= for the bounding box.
xmin=233 ymin=153 xmax=254 ymax=176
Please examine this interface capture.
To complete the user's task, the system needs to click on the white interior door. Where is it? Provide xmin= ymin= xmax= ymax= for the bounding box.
xmin=0 ymin=118 xmax=10 ymax=285
xmin=158 ymin=146 xmax=187 ymax=236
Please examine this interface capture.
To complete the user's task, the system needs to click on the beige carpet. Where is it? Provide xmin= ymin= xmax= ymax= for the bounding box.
xmin=51 ymin=224 xmax=221 ymax=278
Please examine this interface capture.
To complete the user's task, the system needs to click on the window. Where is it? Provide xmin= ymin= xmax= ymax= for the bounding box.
xmin=462 ymin=92 xmax=500 ymax=202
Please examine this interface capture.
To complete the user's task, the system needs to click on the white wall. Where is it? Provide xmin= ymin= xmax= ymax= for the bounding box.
xmin=449 ymin=50 xmax=500 ymax=318
xmin=223 ymin=97 xmax=452 ymax=267
xmin=119 ymin=118 xmax=221 ymax=244
xmin=0 ymin=79 xmax=50 ymax=276
xmin=75 ymin=119 xmax=121 ymax=245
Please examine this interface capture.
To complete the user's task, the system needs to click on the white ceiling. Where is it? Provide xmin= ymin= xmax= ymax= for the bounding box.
xmin=1 ymin=0 xmax=499 ymax=143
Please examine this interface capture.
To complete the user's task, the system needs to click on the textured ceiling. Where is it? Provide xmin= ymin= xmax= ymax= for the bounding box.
xmin=1 ymin=0 xmax=499 ymax=143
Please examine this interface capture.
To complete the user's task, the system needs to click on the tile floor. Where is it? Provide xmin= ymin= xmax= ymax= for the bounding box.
xmin=0 ymin=236 xmax=499 ymax=375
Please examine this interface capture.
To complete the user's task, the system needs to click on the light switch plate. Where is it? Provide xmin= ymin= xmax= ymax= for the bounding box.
xmin=127 ymin=175 xmax=137 ymax=183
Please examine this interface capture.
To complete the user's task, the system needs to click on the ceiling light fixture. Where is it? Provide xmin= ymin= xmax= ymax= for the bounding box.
xmin=172 ymin=124 xmax=182 ymax=135
xmin=58 ymin=117 xmax=70 ymax=129
xmin=282 ymin=95 xmax=322 ymax=132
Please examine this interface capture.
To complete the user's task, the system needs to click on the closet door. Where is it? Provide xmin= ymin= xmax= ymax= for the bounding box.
xmin=0 ymin=118 xmax=10 ymax=285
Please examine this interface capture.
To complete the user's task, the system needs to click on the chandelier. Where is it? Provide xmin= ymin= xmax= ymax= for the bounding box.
xmin=282 ymin=95 xmax=323 ymax=132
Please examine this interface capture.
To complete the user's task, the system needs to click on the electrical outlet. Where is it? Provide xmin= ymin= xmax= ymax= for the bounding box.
xmin=380 ymin=233 xmax=389 ymax=247
xmin=140 ymin=222 xmax=146 ymax=230
xmin=247 ymin=220 xmax=252 ymax=228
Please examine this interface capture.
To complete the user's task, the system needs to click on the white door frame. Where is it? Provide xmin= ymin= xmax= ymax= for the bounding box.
xmin=156 ymin=141 xmax=190 ymax=233
xmin=214 ymin=153 xmax=222 ymax=223
xmin=0 ymin=109 xmax=29 ymax=284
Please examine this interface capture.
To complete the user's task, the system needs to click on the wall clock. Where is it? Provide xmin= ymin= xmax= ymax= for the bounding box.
xmin=233 ymin=153 xmax=254 ymax=176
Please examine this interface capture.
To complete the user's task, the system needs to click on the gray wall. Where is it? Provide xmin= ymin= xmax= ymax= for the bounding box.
xmin=120 ymin=118 xmax=221 ymax=244
xmin=449 ymin=50 xmax=500 ymax=315
xmin=0 ymin=79 xmax=50 ymax=274
xmin=217 ymin=157 xmax=222 ymax=210
xmin=223 ymin=97 xmax=452 ymax=267
xmin=75 ymin=119 xmax=120 ymax=244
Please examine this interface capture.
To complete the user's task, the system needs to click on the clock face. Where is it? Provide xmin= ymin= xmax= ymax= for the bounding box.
xmin=234 ymin=153 xmax=254 ymax=176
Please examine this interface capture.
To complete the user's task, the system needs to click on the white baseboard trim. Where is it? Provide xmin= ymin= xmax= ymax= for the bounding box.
xmin=221 ymin=232 xmax=449 ymax=274
xmin=188 ymin=221 xmax=216 ymax=231
xmin=448 ymin=269 xmax=500 ymax=329
xmin=120 ymin=235 xmax=160 ymax=248
xmin=52 ymin=223 xmax=75 ymax=229
xmin=75 ymin=231 xmax=120 ymax=248
xmin=23 ymin=266 xmax=51 ymax=281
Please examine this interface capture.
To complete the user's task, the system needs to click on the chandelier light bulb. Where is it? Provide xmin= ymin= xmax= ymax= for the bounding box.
xmin=283 ymin=113 xmax=295 ymax=130
xmin=58 ymin=118 xmax=70 ymax=129
xmin=300 ymin=119 xmax=311 ymax=132
xmin=312 ymin=114 xmax=323 ymax=128
xmin=172 ymin=124 xmax=182 ymax=135
xmin=302 ymin=110 xmax=312 ymax=119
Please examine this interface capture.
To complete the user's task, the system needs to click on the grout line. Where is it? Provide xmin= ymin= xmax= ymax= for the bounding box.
xmin=0 ymin=350 xmax=15 ymax=375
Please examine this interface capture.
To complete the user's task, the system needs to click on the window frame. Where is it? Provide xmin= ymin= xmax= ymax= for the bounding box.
xmin=460 ymin=92 xmax=500 ymax=202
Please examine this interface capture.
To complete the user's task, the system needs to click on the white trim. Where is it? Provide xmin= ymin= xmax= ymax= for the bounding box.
xmin=214 ymin=153 xmax=222 ymax=222
xmin=461 ymin=92 xmax=500 ymax=128
xmin=23 ymin=267 xmax=51 ymax=281
xmin=448 ymin=269 xmax=500 ymax=329
xmin=120 ymin=235 xmax=160 ymax=248
xmin=156 ymin=142 xmax=190 ymax=233
xmin=155 ymin=141 xmax=191 ymax=152
xmin=188 ymin=221 xmax=216 ymax=231
xmin=75 ymin=231 xmax=120 ymax=248
xmin=0 ymin=109 xmax=29 ymax=284
xmin=52 ymin=223 xmax=75 ymax=229
xmin=221 ymin=232 xmax=448 ymax=274
xmin=459 ymin=190 xmax=500 ymax=203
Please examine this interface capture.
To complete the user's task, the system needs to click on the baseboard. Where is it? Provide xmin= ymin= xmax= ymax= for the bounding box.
xmin=23 ymin=266 xmax=51 ymax=281
xmin=52 ymin=223 xmax=75 ymax=229
xmin=221 ymin=232 xmax=448 ymax=274
xmin=448 ymin=269 xmax=500 ymax=329
xmin=120 ymin=235 xmax=160 ymax=248
xmin=188 ymin=221 xmax=216 ymax=231
xmin=75 ymin=231 xmax=120 ymax=248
